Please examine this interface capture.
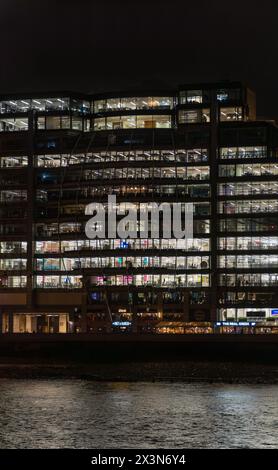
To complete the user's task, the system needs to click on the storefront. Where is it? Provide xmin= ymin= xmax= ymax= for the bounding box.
xmin=2 ymin=313 xmax=69 ymax=333
xmin=155 ymin=321 xmax=213 ymax=334
xmin=214 ymin=321 xmax=256 ymax=334
xmin=215 ymin=320 xmax=278 ymax=334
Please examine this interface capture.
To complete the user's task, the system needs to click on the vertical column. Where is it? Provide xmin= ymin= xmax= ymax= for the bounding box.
xmin=210 ymin=92 xmax=219 ymax=322
xmin=8 ymin=312 xmax=13 ymax=333
xmin=26 ymin=110 xmax=36 ymax=310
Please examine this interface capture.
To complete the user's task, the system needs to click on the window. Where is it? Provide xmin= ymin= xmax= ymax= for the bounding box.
xmin=219 ymin=218 xmax=278 ymax=233
xmin=0 ymin=242 xmax=27 ymax=254
xmin=218 ymin=182 xmax=278 ymax=196
xmin=93 ymin=100 xmax=106 ymax=113
xmin=46 ymin=116 xmax=61 ymax=130
xmin=179 ymin=109 xmax=210 ymax=124
xmin=72 ymin=117 xmax=82 ymax=130
xmin=37 ymin=117 xmax=45 ymax=129
xmin=71 ymin=99 xmax=90 ymax=113
xmin=217 ymin=88 xmax=240 ymax=102
xmin=0 ymin=99 xmax=31 ymax=113
xmin=0 ymin=276 xmax=27 ymax=288
xmin=152 ymin=115 xmax=171 ymax=128
xmin=94 ymin=118 xmax=106 ymax=130
xmin=219 ymin=255 xmax=278 ymax=269
xmin=219 ymin=146 xmax=267 ymax=159
xmin=106 ymin=98 xmax=121 ymax=111
xmin=0 ymin=118 xmax=28 ymax=131
xmin=88 ymin=274 xmax=210 ymax=287
xmin=35 ymin=275 xmax=82 ymax=288
xmin=38 ymin=116 xmax=78 ymax=130
xmin=36 ymin=154 xmax=70 ymax=167
xmin=218 ymin=165 xmax=236 ymax=177
xmin=219 ymin=308 xmax=277 ymax=321
xmin=218 ymin=237 xmax=278 ymax=251
xmin=106 ymin=115 xmax=136 ymax=129
xmin=180 ymin=90 xmax=203 ymax=104
xmin=93 ymin=97 xmax=173 ymax=113
xmin=61 ymin=117 xmax=71 ymax=128
xmin=137 ymin=115 xmax=171 ymax=128
xmin=94 ymin=115 xmax=171 ymax=130
xmin=32 ymin=98 xmax=70 ymax=112
xmin=120 ymin=98 xmax=137 ymax=110
xmin=218 ymin=200 xmax=278 ymax=214
xmin=35 ymin=241 xmax=60 ymax=254
xmin=0 ymin=259 xmax=27 ymax=270
xmin=219 ymin=163 xmax=278 ymax=177
xmin=0 ymin=190 xmax=27 ymax=202
xmin=0 ymin=156 xmax=28 ymax=167
xmin=220 ymin=107 xmax=243 ymax=121
xmin=219 ymin=273 xmax=278 ymax=287
xmin=84 ymin=119 xmax=91 ymax=131
xmin=135 ymin=97 xmax=173 ymax=109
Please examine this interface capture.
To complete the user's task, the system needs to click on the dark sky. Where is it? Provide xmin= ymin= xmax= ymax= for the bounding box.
xmin=1 ymin=0 xmax=278 ymax=119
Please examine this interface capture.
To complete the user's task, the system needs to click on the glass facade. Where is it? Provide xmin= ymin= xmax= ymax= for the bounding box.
xmin=93 ymin=96 xmax=174 ymax=113
xmin=0 ymin=97 xmax=91 ymax=113
xmin=178 ymin=109 xmax=210 ymax=124
xmin=0 ymin=82 xmax=277 ymax=333
xmin=0 ymin=118 xmax=28 ymax=131
xmin=219 ymin=146 xmax=267 ymax=159
xmin=94 ymin=115 xmax=172 ymax=130
xmin=220 ymin=107 xmax=243 ymax=121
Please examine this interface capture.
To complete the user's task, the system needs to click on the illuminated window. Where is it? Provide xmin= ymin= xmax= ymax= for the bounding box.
xmin=94 ymin=115 xmax=171 ymax=130
xmin=180 ymin=90 xmax=203 ymax=104
xmin=219 ymin=147 xmax=267 ymax=160
xmin=0 ymin=242 xmax=27 ymax=254
xmin=0 ymin=118 xmax=28 ymax=131
xmin=0 ymin=156 xmax=28 ymax=167
xmin=0 ymin=99 xmax=31 ymax=113
xmin=179 ymin=109 xmax=210 ymax=124
xmin=217 ymin=88 xmax=240 ymax=102
xmin=93 ymin=97 xmax=173 ymax=113
xmin=220 ymin=107 xmax=243 ymax=121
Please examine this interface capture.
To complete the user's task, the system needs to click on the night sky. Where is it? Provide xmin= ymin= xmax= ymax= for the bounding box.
xmin=1 ymin=0 xmax=278 ymax=119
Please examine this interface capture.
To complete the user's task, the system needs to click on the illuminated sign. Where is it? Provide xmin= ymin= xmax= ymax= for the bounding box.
xmin=112 ymin=321 xmax=131 ymax=327
xmin=271 ymin=309 xmax=278 ymax=316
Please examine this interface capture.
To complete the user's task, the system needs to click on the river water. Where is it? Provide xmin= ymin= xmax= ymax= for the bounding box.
xmin=0 ymin=379 xmax=277 ymax=448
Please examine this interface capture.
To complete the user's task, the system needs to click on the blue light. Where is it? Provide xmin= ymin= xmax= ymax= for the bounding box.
xmin=215 ymin=321 xmax=256 ymax=327
xmin=120 ymin=241 xmax=128 ymax=249
xmin=91 ymin=292 xmax=99 ymax=300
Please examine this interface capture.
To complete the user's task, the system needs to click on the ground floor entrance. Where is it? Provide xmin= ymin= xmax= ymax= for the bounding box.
xmin=1 ymin=313 xmax=69 ymax=333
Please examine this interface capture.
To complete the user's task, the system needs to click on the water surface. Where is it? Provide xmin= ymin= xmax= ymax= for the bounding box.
xmin=0 ymin=379 xmax=277 ymax=448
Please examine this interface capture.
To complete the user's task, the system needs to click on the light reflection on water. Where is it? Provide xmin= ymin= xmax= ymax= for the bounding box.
xmin=0 ymin=379 xmax=277 ymax=448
